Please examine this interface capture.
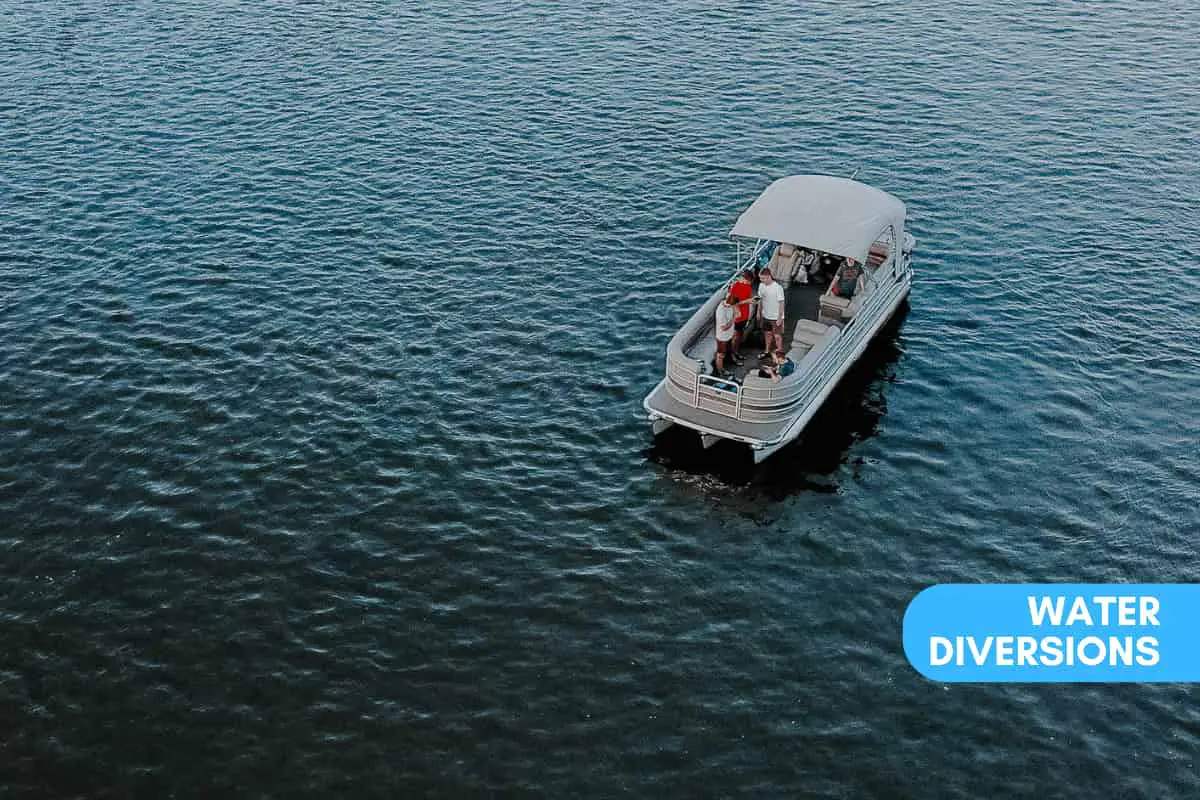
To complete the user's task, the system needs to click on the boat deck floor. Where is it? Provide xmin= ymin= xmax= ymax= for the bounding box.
xmin=686 ymin=280 xmax=829 ymax=382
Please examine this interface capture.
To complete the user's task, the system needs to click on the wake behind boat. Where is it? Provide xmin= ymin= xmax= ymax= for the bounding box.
xmin=643 ymin=175 xmax=915 ymax=463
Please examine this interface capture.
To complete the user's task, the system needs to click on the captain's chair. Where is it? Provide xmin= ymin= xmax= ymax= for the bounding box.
xmin=768 ymin=243 xmax=801 ymax=286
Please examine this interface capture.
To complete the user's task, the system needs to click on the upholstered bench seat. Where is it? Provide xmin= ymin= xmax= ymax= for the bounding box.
xmin=818 ymin=294 xmax=850 ymax=326
xmin=866 ymin=242 xmax=889 ymax=268
xmin=791 ymin=319 xmax=832 ymax=347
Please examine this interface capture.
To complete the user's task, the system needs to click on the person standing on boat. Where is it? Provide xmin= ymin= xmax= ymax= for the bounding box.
xmin=729 ymin=269 xmax=754 ymax=365
xmin=757 ymin=267 xmax=786 ymax=358
xmin=714 ymin=293 xmax=737 ymax=377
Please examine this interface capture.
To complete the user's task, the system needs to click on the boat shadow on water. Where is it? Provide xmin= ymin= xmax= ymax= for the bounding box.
xmin=643 ymin=303 xmax=910 ymax=499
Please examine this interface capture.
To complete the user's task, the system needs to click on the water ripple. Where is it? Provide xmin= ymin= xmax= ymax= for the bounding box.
xmin=1 ymin=0 xmax=1199 ymax=796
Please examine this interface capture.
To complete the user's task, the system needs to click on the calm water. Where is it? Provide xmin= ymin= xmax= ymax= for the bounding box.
xmin=2 ymin=1 xmax=1199 ymax=796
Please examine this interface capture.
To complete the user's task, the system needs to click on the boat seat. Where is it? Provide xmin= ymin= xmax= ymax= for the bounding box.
xmin=786 ymin=343 xmax=811 ymax=368
xmin=818 ymin=267 xmax=867 ymax=324
xmin=742 ymin=353 xmax=802 ymax=392
xmin=791 ymin=319 xmax=831 ymax=348
xmin=744 ymin=324 xmax=838 ymax=392
xmin=768 ymin=242 xmax=801 ymax=287
xmin=846 ymin=293 xmax=866 ymax=319
xmin=691 ymin=335 xmax=719 ymax=373
xmin=819 ymin=292 xmax=867 ymax=325
xmin=794 ymin=327 xmax=840 ymax=373
xmin=741 ymin=371 xmax=776 ymax=392
xmin=818 ymin=293 xmax=850 ymax=326
xmin=866 ymin=243 xmax=889 ymax=269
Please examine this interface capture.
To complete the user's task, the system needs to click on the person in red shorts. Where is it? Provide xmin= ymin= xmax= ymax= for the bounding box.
xmin=728 ymin=268 xmax=755 ymax=365
xmin=713 ymin=293 xmax=737 ymax=377
xmin=757 ymin=267 xmax=786 ymax=358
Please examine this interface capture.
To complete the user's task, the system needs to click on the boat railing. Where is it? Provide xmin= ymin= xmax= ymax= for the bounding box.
xmin=667 ymin=348 xmax=831 ymax=425
xmin=738 ymin=238 xmax=775 ymax=274
xmin=670 ymin=366 xmax=825 ymax=425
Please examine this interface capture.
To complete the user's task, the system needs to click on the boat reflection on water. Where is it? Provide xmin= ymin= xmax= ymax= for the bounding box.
xmin=644 ymin=303 xmax=910 ymax=498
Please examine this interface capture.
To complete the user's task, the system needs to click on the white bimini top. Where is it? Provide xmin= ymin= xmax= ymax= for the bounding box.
xmin=729 ymin=175 xmax=906 ymax=264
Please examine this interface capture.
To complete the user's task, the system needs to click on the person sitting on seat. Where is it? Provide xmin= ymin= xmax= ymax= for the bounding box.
xmin=831 ymin=257 xmax=862 ymax=298
xmin=757 ymin=349 xmax=796 ymax=383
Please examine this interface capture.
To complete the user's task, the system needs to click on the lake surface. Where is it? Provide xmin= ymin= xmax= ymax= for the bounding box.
xmin=2 ymin=1 xmax=1198 ymax=796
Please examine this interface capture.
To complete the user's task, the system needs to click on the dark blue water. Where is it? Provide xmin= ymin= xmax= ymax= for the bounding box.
xmin=2 ymin=1 xmax=1199 ymax=796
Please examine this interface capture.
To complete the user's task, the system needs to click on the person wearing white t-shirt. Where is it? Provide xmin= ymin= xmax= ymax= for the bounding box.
xmin=757 ymin=268 xmax=786 ymax=358
xmin=713 ymin=293 xmax=737 ymax=377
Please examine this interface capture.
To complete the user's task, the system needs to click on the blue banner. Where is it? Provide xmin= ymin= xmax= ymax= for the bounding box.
xmin=903 ymin=584 xmax=1200 ymax=682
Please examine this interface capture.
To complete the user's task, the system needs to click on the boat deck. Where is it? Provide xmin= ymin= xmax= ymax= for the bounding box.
xmin=684 ymin=280 xmax=828 ymax=381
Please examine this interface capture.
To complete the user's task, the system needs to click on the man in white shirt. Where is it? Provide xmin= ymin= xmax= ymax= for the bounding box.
xmin=714 ymin=293 xmax=737 ymax=377
xmin=757 ymin=268 xmax=786 ymax=358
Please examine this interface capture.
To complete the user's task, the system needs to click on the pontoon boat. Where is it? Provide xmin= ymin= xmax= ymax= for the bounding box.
xmin=643 ymin=175 xmax=915 ymax=463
